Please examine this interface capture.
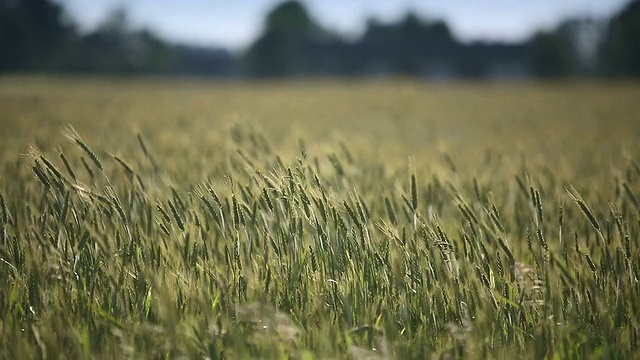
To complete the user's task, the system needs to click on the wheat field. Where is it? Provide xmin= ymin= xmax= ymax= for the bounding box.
xmin=1 ymin=76 xmax=640 ymax=359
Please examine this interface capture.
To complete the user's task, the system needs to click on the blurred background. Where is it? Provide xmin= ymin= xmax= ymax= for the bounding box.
xmin=0 ymin=0 xmax=639 ymax=80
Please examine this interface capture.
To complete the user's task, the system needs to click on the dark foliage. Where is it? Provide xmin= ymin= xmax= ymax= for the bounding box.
xmin=1 ymin=0 xmax=639 ymax=79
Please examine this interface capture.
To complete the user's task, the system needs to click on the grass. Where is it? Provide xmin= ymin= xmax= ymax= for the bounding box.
xmin=1 ymin=76 xmax=640 ymax=359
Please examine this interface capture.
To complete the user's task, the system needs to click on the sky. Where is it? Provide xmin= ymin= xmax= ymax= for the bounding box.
xmin=57 ymin=0 xmax=633 ymax=52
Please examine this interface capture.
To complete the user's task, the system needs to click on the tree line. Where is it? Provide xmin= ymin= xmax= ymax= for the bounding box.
xmin=1 ymin=0 xmax=639 ymax=79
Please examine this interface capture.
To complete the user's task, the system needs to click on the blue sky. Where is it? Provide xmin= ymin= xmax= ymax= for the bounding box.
xmin=57 ymin=0 xmax=632 ymax=51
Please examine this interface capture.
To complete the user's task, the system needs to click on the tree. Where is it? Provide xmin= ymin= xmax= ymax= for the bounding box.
xmin=358 ymin=14 xmax=457 ymax=76
xmin=245 ymin=1 xmax=322 ymax=77
xmin=556 ymin=18 xmax=606 ymax=76
xmin=600 ymin=1 xmax=640 ymax=76
xmin=528 ymin=31 xmax=575 ymax=78
xmin=74 ymin=8 xmax=173 ymax=74
xmin=0 ymin=0 xmax=74 ymax=71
